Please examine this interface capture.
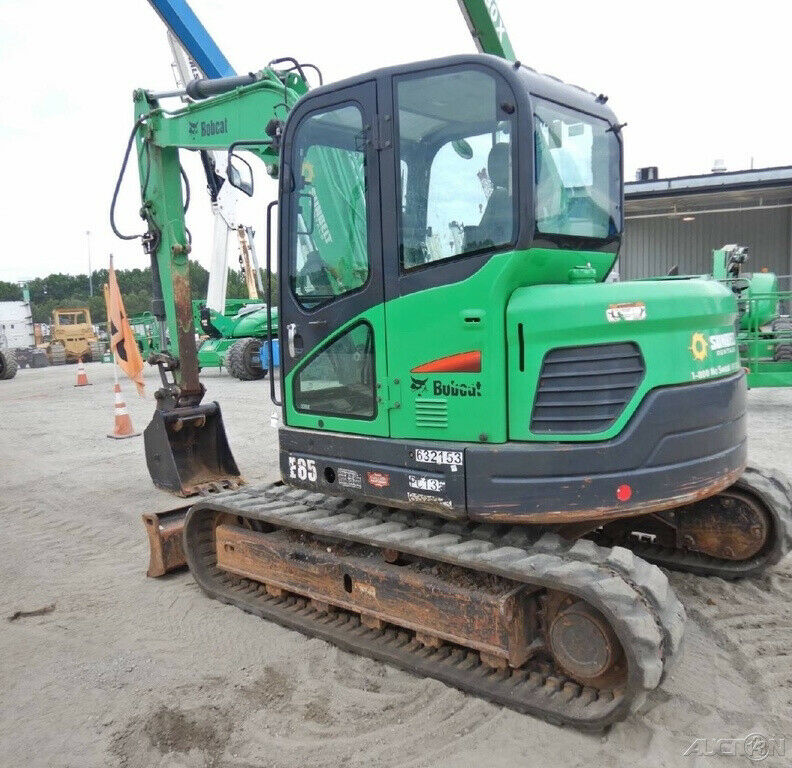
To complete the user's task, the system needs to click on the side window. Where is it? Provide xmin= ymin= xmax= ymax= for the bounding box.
xmin=396 ymin=69 xmax=516 ymax=270
xmin=289 ymin=104 xmax=369 ymax=309
xmin=294 ymin=323 xmax=376 ymax=419
xmin=533 ymin=98 xmax=621 ymax=239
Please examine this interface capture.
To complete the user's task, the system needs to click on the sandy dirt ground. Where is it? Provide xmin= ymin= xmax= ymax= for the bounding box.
xmin=2 ymin=362 xmax=792 ymax=768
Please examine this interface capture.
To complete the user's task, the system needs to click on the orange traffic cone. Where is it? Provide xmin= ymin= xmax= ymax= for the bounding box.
xmin=108 ymin=383 xmax=140 ymax=439
xmin=74 ymin=359 xmax=92 ymax=387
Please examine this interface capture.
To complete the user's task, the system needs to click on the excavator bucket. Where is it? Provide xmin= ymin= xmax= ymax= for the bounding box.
xmin=143 ymin=401 xmax=242 ymax=497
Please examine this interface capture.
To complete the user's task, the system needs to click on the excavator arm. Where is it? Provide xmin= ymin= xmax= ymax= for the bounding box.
xmin=130 ymin=68 xmax=306 ymax=495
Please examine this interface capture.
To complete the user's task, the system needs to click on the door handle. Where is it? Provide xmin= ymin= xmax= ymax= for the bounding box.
xmin=287 ymin=323 xmax=297 ymax=358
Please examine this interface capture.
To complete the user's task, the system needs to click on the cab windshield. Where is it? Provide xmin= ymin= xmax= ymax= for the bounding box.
xmin=59 ymin=311 xmax=86 ymax=325
xmin=534 ymin=98 xmax=621 ymax=240
xmin=396 ymin=68 xmax=516 ymax=270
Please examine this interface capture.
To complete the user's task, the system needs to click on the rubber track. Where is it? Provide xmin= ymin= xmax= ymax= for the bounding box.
xmin=184 ymin=484 xmax=685 ymax=730
xmin=597 ymin=466 xmax=792 ymax=579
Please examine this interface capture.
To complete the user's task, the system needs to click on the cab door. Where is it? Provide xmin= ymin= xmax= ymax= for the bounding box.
xmin=278 ymin=81 xmax=389 ymax=436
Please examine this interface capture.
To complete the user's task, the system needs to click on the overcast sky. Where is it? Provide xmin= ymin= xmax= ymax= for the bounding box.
xmin=1 ymin=0 xmax=790 ymax=282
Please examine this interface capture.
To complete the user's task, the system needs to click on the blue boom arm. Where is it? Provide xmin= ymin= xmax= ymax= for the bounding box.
xmin=146 ymin=0 xmax=236 ymax=78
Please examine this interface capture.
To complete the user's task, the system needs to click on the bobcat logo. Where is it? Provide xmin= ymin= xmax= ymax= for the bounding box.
xmin=410 ymin=377 xmax=428 ymax=394
xmin=188 ymin=121 xmax=199 ymax=136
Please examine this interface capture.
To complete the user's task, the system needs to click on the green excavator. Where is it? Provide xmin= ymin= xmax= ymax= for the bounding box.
xmin=117 ymin=0 xmax=792 ymax=729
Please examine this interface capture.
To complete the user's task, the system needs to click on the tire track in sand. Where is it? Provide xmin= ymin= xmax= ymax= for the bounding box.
xmin=671 ymin=559 xmax=792 ymax=720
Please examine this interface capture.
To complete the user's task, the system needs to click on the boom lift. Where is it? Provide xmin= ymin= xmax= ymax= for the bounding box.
xmin=164 ymin=27 xmax=235 ymax=316
xmin=121 ymin=0 xmax=792 ymax=728
xmin=710 ymin=244 xmax=792 ymax=387
xmin=160 ymin=22 xmax=278 ymax=379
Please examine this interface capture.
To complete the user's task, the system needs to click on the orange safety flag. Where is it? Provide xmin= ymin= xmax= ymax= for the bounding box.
xmin=104 ymin=256 xmax=145 ymax=396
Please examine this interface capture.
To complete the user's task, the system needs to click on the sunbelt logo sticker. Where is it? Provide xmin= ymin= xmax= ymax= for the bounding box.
xmin=689 ymin=330 xmax=739 ymax=380
xmin=710 ymin=331 xmax=737 ymax=354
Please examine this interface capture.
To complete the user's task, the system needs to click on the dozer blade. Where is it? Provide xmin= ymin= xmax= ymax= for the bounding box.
xmin=143 ymin=506 xmax=190 ymax=577
xmin=144 ymin=401 xmax=243 ymax=497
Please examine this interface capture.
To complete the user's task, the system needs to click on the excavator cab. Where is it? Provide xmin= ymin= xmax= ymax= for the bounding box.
xmin=274 ymin=55 xmax=745 ymax=523
xmin=134 ymin=52 xmax=745 ymax=545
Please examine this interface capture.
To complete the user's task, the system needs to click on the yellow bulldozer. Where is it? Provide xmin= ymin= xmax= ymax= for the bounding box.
xmin=42 ymin=307 xmax=102 ymax=364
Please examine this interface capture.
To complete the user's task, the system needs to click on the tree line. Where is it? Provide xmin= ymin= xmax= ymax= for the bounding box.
xmin=0 ymin=263 xmax=277 ymax=325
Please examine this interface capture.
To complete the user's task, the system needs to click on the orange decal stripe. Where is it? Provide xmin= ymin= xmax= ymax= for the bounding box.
xmin=411 ymin=350 xmax=481 ymax=374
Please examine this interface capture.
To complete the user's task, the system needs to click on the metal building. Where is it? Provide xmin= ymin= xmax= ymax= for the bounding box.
xmin=622 ymin=166 xmax=792 ymax=280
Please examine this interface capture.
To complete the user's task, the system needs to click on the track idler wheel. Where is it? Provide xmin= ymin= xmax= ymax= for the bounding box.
xmin=595 ymin=466 xmax=792 ymax=578
xmin=676 ymin=489 xmax=770 ymax=561
xmin=544 ymin=590 xmax=627 ymax=690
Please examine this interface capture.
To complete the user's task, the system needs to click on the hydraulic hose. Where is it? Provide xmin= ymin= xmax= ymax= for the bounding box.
xmin=110 ymin=114 xmax=150 ymax=241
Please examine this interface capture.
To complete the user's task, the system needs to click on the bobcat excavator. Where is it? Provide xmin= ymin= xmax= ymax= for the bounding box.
xmin=117 ymin=0 xmax=792 ymax=729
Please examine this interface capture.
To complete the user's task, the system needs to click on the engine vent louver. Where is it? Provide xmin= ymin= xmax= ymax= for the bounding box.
xmin=530 ymin=342 xmax=645 ymax=434
xmin=415 ymin=398 xmax=448 ymax=429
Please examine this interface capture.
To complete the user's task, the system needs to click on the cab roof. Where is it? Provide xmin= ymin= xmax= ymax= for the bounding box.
xmin=304 ymin=53 xmax=620 ymax=127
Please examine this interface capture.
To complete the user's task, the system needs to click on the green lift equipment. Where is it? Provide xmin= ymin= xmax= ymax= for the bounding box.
xmin=710 ymin=244 xmax=792 ymax=387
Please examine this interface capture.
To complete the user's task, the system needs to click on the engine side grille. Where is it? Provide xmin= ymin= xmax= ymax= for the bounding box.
xmin=415 ymin=398 xmax=448 ymax=429
xmin=530 ymin=342 xmax=645 ymax=434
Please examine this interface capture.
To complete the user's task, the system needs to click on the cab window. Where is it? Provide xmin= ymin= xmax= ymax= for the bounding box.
xmin=58 ymin=312 xmax=85 ymax=325
xmin=294 ymin=322 xmax=375 ymax=418
xmin=289 ymin=104 xmax=369 ymax=309
xmin=534 ymin=98 xmax=621 ymax=239
xmin=396 ymin=68 xmax=516 ymax=270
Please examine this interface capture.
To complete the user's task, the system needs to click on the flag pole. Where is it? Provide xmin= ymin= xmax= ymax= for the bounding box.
xmin=106 ymin=255 xmax=119 ymax=389
xmin=106 ymin=251 xmax=146 ymax=397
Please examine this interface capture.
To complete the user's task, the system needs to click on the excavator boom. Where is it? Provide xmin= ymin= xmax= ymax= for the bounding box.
xmin=127 ymin=68 xmax=305 ymax=496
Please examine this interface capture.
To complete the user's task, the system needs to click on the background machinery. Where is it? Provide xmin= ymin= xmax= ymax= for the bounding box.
xmin=132 ymin=7 xmax=279 ymax=381
xmin=42 ymin=307 xmax=102 ymax=364
xmin=121 ymin=0 xmax=792 ymax=729
xmin=711 ymin=243 xmax=792 ymax=387
xmin=129 ymin=310 xmax=161 ymax=359
xmin=192 ymin=225 xmax=279 ymax=380
xmin=0 ymin=284 xmax=49 ymax=371
xmin=193 ymin=296 xmax=280 ymax=380
xmin=131 ymin=295 xmax=280 ymax=381
xmin=0 ymin=333 xmax=18 ymax=380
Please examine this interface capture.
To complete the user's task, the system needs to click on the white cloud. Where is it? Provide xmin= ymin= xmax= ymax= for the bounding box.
xmin=0 ymin=0 xmax=789 ymax=282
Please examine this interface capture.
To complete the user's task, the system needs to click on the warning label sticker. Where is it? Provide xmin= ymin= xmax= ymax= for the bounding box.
xmin=337 ymin=467 xmax=362 ymax=490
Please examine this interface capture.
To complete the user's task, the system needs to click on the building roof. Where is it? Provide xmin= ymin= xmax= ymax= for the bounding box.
xmin=626 ymin=165 xmax=792 ymax=199
xmin=624 ymin=165 xmax=792 ymax=218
